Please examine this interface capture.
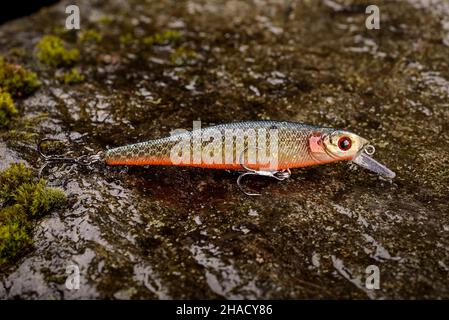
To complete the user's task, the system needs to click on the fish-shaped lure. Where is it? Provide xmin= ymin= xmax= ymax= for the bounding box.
xmin=39 ymin=121 xmax=395 ymax=195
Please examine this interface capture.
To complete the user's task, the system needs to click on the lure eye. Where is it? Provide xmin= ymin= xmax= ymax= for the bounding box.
xmin=338 ymin=137 xmax=352 ymax=151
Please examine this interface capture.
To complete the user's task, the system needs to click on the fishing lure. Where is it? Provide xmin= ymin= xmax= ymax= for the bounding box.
xmin=38 ymin=121 xmax=395 ymax=195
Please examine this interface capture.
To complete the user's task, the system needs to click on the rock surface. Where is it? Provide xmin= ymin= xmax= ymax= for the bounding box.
xmin=0 ymin=0 xmax=448 ymax=299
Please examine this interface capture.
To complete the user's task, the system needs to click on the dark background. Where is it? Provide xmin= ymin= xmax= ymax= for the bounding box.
xmin=0 ymin=0 xmax=59 ymax=24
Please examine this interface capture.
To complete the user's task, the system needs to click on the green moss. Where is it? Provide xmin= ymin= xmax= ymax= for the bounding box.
xmin=143 ymin=30 xmax=182 ymax=46
xmin=57 ymin=68 xmax=85 ymax=85
xmin=37 ymin=139 xmax=65 ymax=155
xmin=0 ymin=56 xmax=41 ymax=97
xmin=0 ymin=205 xmax=27 ymax=225
xmin=119 ymin=33 xmax=134 ymax=45
xmin=98 ymin=15 xmax=113 ymax=25
xmin=1 ymin=113 xmax=47 ymax=145
xmin=8 ymin=48 xmax=26 ymax=58
xmin=0 ymin=163 xmax=32 ymax=202
xmin=0 ymin=90 xmax=18 ymax=128
xmin=0 ymin=163 xmax=66 ymax=266
xmin=0 ymin=218 xmax=32 ymax=265
xmin=52 ymin=26 xmax=70 ymax=36
xmin=170 ymin=47 xmax=197 ymax=65
xmin=79 ymin=29 xmax=102 ymax=43
xmin=15 ymin=181 xmax=66 ymax=218
xmin=36 ymin=35 xmax=80 ymax=68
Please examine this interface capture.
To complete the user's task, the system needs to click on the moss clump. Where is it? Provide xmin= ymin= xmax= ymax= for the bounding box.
xmin=79 ymin=29 xmax=102 ymax=43
xmin=0 ymin=90 xmax=18 ymax=128
xmin=1 ymin=113 xmax=47 ymax=144
xmin=98 ymin=15 xmax=113 ymax=25
xmin=37 ymin=139 xmax=66 ymax=155
xmin=0 ymin=213 xmax=32 ymax=265
xmin=0 ymin=162 xmax=32 ymax=201
xmin=143 ymin=30 xmax=182 ymax=46
xmin=119 ymin=33 xmax=134 ymax=45
xmin=8 ymin=48 xmax=26 ymax=58
xmin=52 ymin=26 xmax=70 ymax=36
xmin=0 ymin=163 xmax=66 ymax=266
xmin=170 ymin=47 xmax=197 ymax=65
xmin=14 ymin=180 xmax=66 ymax=218
xmin=36 ymin=35 xmax=80 ymax=68
xmin=0 ymin=56 xmax=40 ymax=97
xmin=57 ymin=68 xmax=85 ymax=85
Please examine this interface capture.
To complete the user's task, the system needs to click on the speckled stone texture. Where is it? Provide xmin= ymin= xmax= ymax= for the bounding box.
xmin=0 ymin=0 xmax=448 ymax=299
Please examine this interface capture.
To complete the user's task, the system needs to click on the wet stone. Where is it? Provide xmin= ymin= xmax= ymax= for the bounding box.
xmin=0 ymin=0 xmax=449 ymax=299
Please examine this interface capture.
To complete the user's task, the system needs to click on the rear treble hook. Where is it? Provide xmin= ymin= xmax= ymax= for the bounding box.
xmin=37 ymin=138 xmax=102 ymax=179
xmin=236 ymin=147 xmax=291 ymax=196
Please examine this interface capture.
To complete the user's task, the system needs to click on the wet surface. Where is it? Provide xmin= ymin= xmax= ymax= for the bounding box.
xmin=0 ymin=0 xmax=448 ymax=299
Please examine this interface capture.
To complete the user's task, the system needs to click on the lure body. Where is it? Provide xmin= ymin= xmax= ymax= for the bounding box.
xmin=105 ymin=121 xmax=359 ymax=171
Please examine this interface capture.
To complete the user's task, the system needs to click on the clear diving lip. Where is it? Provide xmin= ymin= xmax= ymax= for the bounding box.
xmin=352 ymin=152 xmax=396 ymax=179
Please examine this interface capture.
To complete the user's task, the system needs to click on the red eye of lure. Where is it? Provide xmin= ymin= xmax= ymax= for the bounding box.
xmin=338 ymin=137 xmax=351 ymax=151
xmin=38 ymin=121 xmax=395 ymax=196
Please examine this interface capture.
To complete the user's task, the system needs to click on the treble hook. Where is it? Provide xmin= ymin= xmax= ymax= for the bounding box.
xmin=37 ymin=138 xmax=102 ymax=179
xmin=236 ymin=147 xmax=291 ymax=196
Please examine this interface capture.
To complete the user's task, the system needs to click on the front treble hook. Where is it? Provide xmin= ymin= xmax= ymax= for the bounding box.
xmin=236 ymin=147 xmax=291 ymax=196
xmin=37 ymin=138 xmax=102 ymax=179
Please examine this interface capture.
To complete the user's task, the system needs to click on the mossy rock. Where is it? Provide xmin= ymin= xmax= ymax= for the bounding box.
xmin=143 ymin=30 xmax=181 ymax=46
xmin=78 ymin=29 xmax=102 ymax=43
xmin=119 ymin=33 xmax=134 ymax=45
xmin=0 ymin=56 xmax=40 ymax=97
xmin=0 ymin=218 xmax=32 ymax=266
xmin=170 ymin=47 xmax=197 ymax=65
xmin=56 ymin=68 xmax=85 ymax=85
xmin=0 ymin=163 xmax=66 ymax=267
xmin=0 ymin=162 xmax=32 ymax=201
xmin=0 ymin=90 xmax=18 ymax=128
